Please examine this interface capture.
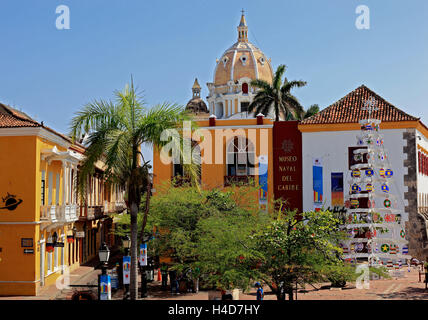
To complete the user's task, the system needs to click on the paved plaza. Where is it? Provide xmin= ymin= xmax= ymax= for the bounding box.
xmin=1 ymin=259 xmax=428 ymax=301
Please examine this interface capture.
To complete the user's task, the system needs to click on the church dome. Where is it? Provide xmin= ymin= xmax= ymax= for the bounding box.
xmin=213 ymin=13 xmax=273 ymax=87
xmin=185 ymin=78 xmax=209 ymax=114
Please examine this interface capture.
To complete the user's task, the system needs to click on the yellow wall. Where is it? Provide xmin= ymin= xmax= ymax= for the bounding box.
xmin=152 ymin=118 xmax=274 ymax=205
xmin=0 ymin=134 xmax=77 ymax=296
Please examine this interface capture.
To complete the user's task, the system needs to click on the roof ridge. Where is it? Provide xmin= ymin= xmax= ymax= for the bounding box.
xmin=300 ymin=85 xmax=418 ymax=125
xmin=0 ymin=103 xmax=41 ymax=126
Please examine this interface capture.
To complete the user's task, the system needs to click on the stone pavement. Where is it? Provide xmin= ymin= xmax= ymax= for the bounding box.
xmin=0 ymin=249 xmax=123 ymax=300
xmin=143 ymin=267 xmax=428 ymax=301
xmin=2 ymin=262 xmax=428 ymax=300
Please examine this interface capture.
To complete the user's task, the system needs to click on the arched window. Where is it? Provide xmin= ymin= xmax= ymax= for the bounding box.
xmin=242 ymin=82 xmax=249 ymax=94
xmin=173 ymin=140 xmax=201 ymax=184
xmin=226 ymin=136 xmax=255 ymax=176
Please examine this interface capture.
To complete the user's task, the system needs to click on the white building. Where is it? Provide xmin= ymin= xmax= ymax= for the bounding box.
xmin=299 ymin=85 xmax=428 ymax=260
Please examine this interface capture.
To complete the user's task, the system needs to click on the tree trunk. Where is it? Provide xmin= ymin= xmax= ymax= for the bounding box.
xmin=139 ymin=179 xmax=151 ymax=243
xmin=129 ymin=201 xmax=139 ymax=300
xmin=287 ymin=287 xmax=294 ymax=301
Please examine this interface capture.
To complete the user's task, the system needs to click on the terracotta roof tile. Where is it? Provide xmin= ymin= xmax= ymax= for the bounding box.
xmin=301 ymin=85 xmax=418 ymax=125
xmin=0 ymin=103 xmax=73 ymax=144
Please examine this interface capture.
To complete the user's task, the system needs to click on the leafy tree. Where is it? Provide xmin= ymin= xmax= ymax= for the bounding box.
xmin=138 ymin=183 xmax=266 ymax=290
xmin=248 ymin=208 xmax=350 ymax=300
xmin=300 ymin=104 xmax=320 ymax=120
xmin=249 ymin=64 xmax=306 ymax=121
xmin=70 ymin=78 xmax=189 ymax=300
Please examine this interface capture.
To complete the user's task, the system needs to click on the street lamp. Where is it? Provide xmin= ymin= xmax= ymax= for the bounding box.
xmin=99 ymin=242 xmax=110 ymax=267
xmin=122 ymin=235 xmax=131 ymax=255
xmin=98 ymin=242 xmax=110 ymax=300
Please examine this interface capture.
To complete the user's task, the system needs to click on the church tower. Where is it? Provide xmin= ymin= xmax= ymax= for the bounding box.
xmin=206 ymin=12 xmax=274 ymax=119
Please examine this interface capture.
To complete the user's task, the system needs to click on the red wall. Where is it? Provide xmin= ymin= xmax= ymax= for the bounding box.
xmin=273 ymin=121 xmax=303 ymax=212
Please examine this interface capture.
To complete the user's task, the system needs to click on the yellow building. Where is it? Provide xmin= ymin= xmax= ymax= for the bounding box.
xmin=0 ymin=103 xmax=125 ymax=296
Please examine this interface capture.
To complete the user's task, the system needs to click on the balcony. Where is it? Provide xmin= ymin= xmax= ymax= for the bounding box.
xmin=224 ymin=175 xmax=256 ymax=187
xmin=114 ymin=201 xmax=126 ymax=213
xmin=40 ymin=204 xmax=79 ymax=224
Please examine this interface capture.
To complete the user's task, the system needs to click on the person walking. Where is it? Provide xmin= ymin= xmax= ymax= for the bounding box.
xmin=169 ymin=269 xmax=179 ymax=294
xmin=160 ymin=263 xmax=168 ymax=290
xmin=255 ymin=282 xmax=264 ymax=301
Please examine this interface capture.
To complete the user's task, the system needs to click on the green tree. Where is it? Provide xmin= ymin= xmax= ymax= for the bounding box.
xmin=143 ymin=184 xmax=265 ymax=289
xmin=300 ymin=104 xmax=320 ymax=120
xmin=249 ymin=64 xmax=306 ymax=121
xmin=70 ymin=79 xmax=188 ymax=300
xmin=249 ymin=208 xmax=350 ymax=300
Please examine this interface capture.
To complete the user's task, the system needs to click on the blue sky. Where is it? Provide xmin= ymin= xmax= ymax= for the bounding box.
xmin=1 ymin=0 xmax=427 ymax=163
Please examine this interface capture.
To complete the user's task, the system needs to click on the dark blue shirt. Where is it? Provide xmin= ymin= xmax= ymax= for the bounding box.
xmin=256 ymin=287 xmax=264 ymax=300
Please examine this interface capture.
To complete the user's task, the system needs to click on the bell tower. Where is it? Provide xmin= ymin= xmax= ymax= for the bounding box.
xmin=237 ymin=9 xmax=248 ymax=43
xmin=192 ymin=78 xmax=201 ymax=99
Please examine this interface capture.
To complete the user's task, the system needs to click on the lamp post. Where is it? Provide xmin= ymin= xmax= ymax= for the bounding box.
xmin=140 ymin=232 xmax=152 ymax=299
xmin=98 ymin=242 xmax=111 ymax=300
xmin=122 ymin=235 xmax=131 ymax=300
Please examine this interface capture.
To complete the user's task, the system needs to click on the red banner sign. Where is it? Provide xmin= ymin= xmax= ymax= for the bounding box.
xmin=273 ymin=121 xmax=303 ymax=212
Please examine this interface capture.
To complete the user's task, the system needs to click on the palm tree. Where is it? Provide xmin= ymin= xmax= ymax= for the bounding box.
xmin=70 ymin=78 xmax=190 ymax=300
xmin=300 ymin=104 xmax=320 ymax=120
xmin=249 ymin=64 xmax=307 ymax=121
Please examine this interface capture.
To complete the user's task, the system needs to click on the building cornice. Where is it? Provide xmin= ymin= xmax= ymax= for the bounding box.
xmin=298 ymin=120 xmax=421 ymax=133
xmin=0 ymin=127 xmax=70 ymax=148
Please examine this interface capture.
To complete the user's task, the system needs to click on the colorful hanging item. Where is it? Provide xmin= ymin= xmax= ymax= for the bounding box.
xmin=381 ymin=184 xmax=389 ymax=193
xmin=351 ymin=184 xmax=361 ymax=193
xmin=384 ymin=199 xmax=391 ymax=208
xmin=402 ymin=246 xmax=408 ymax=254
xmin=351 ymin=169 xmax=361 ymax=178
xmin=380 ymin=244 xmax=390 ymax=253
xmin=365 ymin=169 xmax=374 ymax=177
xmin=351 ymin=199 xmax=359 ymax=208
xmin=46 ymin=243 xmax=54 ymax=253
xmin=385 ymin=169 xmax=393 ymax=178
xmin=366 ymin=183 xmax=374 ymax=192
xmin=372 ymin=213 xmax=379 ymax=222
xmin=379 ymin=168 xmax=386 ymax=178
xmin=400 ymin=229 xmax=406 ymax=238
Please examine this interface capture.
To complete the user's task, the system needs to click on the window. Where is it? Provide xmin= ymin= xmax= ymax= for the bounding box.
xmin=226 ymin=137 xmax=255 ymax=176
xmin=41 ymin=171 xmax=46 ymax=205
xmin=172 ymin=140 xmax=201 ymax=183
xmin=241 ymin=102 xmax=249 ymax=112
xmin=242 ymin=83 xmax=249 ymax=94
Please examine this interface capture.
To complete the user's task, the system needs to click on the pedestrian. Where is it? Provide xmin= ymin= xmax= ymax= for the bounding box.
xmin=160 ymin=263 xmax=168 ymax=290
xmin=169 ymin=269 xmax=179 ymax=294
xmin=255 ymin=282 xmax=264 ymax=301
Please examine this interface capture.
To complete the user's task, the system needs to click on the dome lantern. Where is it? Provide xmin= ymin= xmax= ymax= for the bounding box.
xmin=237 ymin=9 xmax=248 ymax=43
xmin=192 ymin=78 xmax=201 ymax=99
